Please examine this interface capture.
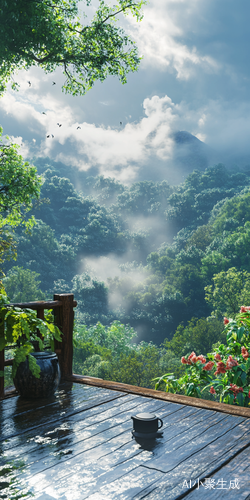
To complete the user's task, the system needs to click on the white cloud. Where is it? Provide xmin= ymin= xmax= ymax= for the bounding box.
xmin=126 ymin=0 xmax=219 ymax=79
xmin=47 ymin=94 xmax=176 ymax=181
xmin=3 ymin=76 xmax=250 ymax=182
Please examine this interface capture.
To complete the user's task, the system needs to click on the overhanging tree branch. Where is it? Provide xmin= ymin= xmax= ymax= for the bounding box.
xmin=0 ymin=0 xmax=146 ymax=96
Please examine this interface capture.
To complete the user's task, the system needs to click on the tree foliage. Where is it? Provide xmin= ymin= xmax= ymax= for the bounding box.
xmin=0 ymin=128 xmax=41 ymax=281
xmin=163 ymin=317 xmax=226 ymax=357
xmin=205 ymin=268 xmax=250 ymax=319
xmin=0 ymin=127 xmax=41 ymax=229
xmin=3 ymin=266 xmax=45 ymax=302
xmin=4 ymin=160 xmax=250 ymax=348
xmin=73 ymin=320 xmax=162 ymax=388
xmin=0 ymin=0 xmax=146 ymax=96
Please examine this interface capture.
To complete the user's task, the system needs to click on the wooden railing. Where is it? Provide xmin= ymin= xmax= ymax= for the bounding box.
xmin=1 ymin=294 xmax=250 ymax=418
xmin=0 ymin=293 xmax=77 ymax=398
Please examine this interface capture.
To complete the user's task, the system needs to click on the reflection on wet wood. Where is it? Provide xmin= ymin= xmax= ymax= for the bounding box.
xmin=0 ymin=382 xmax=250 ymax=499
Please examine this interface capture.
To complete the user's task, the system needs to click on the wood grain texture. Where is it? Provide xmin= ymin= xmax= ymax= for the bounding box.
xmin=6 ymin=299 xmax=63 ymax=309
xmin=54 ymin=293 xmax=75 ymax=378
xmin=186 ymin=445 xmax=250 ymax=499
xmin=0 ymin=320 xmax=4 ymax=398
xmin=1 ymin=382 xmax=250 ymax=500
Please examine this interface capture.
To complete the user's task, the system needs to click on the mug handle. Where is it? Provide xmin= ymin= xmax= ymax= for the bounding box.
xmin=157 ymin=418 xmax=163 ymax=429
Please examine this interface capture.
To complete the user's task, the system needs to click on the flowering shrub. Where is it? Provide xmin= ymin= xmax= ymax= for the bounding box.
xmin=153 ymin=308 xmax=250 ymax=407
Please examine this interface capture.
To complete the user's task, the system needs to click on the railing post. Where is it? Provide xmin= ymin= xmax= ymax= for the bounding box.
xmin=0 ymin=351 xmax=4 ymax=398
xmin=53 ymin=293 xmax=74 ymax=379
xmin=0 ymin=320 xmax=4 ymax=398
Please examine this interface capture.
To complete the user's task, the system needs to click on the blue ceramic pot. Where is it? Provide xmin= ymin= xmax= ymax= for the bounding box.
xmin=13 ymin=351 xmax=61 ymax=399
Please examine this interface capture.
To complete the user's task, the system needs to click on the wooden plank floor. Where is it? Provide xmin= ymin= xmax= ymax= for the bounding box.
xmin=0 ymin=382 xmax=250 ymax=499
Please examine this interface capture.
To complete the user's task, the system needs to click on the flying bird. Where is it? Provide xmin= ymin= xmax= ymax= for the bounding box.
xmin=28 ymin=81 xmax=31 ymax=87
xmin=51 ymin=134 xmax=54 ymax=138
xmin=46 ymin=135 xmax=50 ymax=138
xmin=120 ymin=122 xmax=122 ymax=125
xmin=52 ymin=81 xmax=56 ymax=85
xmin=77 ymin=126 xmax=81 ymax=129
xmin=42 ymin=112 xmax=46 ymax=115
xmin=57 ymin=123 xmax=62 ymax=127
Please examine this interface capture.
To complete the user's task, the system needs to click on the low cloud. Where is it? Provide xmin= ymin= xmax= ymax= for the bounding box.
xmin=79 ymin=253 xmax=149 ymax=312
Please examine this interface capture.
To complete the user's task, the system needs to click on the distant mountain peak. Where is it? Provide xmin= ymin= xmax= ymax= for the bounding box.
xmin=171 ymin=130 xmax=203 ymax=145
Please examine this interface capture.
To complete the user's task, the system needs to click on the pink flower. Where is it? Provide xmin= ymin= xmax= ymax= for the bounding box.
xmin=181 ymin=356 xmax=188 ymax=364
xmin=240 ymin=306 xmax=250 ymax=313
xmin=203 ymin=361 xmax=215 ymax=371
xmin=241 ymin=346 xmax=249 ymax=359
xmin=248 ymin=389 xmax=250 ymax=398
xmin=187 ymin=351 xmax=198 ymax=364
xmin=197 ymin=355 xmax=206 ymax=364
xmin=226 ymin=355 xmax=238 ymax=370
xmin=214 ymin=361 xmax=227 ymax=376
xmin=210 ymin=386 xmax=216 ymax=394
xmin=224 ymin=317 xmax=229 ymax=325
xmin=214 ymin=353 xmax=222 ymax=361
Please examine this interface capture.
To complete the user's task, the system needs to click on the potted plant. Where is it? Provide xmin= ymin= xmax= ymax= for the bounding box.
xmin=0 ymin=291 xmax=62 ymax=398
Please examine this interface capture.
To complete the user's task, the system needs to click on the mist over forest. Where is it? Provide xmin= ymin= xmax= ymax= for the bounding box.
xmin=3 ymin=148 xmax=250 ymax=352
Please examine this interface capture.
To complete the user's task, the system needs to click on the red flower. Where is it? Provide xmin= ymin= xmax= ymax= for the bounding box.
xmin=241 ymin=346 xmax=249 ymax=359
xmin=229 ymin=383 xmax=243 ymax=395
xmin=187 ymin=351 xmax=198 ymax=364
xmin=181 ymin=356 xmax=188 ymax=364
xmin=240 ymin=306 xmax=250 ymax=313
xmin=224 ymin=317 xmax=229 ymax=325
xmin=214 ymin=361 xmax=227 ymax=376
xmin=210 ymin=386 xmax=216 ymax=394
xmin=203 ymin=361 xmax=214 ymax=371
xmin=226 ymin=355 xmax=238 ymax=370
xmin=197 ymin=355 xmax=206 ymax=364
xmin=248 ymin=389 xmax=250 ymax=398
xmin=214 ymin=353 xmax=222 ymax=361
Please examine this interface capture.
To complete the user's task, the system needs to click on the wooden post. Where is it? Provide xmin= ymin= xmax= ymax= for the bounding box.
xmin=0 ymin=320 xmax=4 ymax=398
xmin=0 ymin=350 xmax=4 ymax=398
xmin=37 ymin=309 xmax=45 ymax=320
xmin=53 ymin=294 xmax=74 ymax=379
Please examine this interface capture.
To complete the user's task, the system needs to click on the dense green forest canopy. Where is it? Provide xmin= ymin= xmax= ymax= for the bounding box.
xmin=3 ymin=159 xmax=250 ymax=350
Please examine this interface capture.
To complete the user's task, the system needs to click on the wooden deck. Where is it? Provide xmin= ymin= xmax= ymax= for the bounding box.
xmin=0 ymin=382 xmax=250 ymax=499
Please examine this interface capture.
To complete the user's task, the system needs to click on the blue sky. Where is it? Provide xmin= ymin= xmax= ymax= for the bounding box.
xmin=1 ymin=0 xmax=250 ymax=183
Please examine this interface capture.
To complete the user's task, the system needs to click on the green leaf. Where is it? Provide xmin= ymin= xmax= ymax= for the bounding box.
xmin=186 ymin=383 xmax=195 ymax=396
xmin=227 ymin=393 xmax=235 ymax=405
xmin=28 ymin=354 xmax=41 ymax=378
xmin=237 ymin=327 xmax=245 ymax=342
xmin=236 ymin=392 xmax=244 ymax=406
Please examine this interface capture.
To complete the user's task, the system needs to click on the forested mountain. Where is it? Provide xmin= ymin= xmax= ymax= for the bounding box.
xmin=3 ymin=159 xmax=250 ymax=347
xmin=171 ymin=131 xmax=218 ymax=175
